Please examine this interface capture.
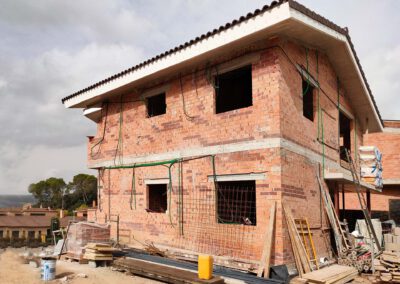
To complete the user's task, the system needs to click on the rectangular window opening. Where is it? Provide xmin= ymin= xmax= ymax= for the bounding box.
xmin=147 ymin=184 xmax=168 ymax=213
xmin=302 ymin=79 xmax=314 ymax=121
xmin=215 ymin=65 xmax=252 ymax=114
xmin=28 ymin=231 xmax=35 ymax=240
xmin=12 ymin=231 xmax=19 ymax=239
xmin=147 ymin=93 xmax=166 ymax=117
xmin=339 ymin=111 xmax=352 ymax=161
xmin=216 ymin=180 xmax=256 ymax=226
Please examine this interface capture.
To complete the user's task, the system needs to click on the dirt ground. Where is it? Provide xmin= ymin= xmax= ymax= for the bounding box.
xmin=0 ymin=248 xmax=160 ymax=284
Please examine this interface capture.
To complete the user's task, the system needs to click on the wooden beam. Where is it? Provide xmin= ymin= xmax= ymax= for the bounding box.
xmin=257 ymin=201 xmax=276 ymax=278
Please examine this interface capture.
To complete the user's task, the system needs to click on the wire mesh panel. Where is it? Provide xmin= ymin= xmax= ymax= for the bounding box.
xmin=216 ymin=181 xmax=256 ymax=226
xmin=180 ymin=169 xmax=262 ymax=260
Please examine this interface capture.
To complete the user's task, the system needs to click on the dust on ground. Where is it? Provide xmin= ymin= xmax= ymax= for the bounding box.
xmin=0 ymin=248 xmax=160 ymax=284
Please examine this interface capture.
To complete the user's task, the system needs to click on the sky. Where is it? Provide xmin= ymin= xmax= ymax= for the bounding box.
xmin=0 ymin=0 xmax=398 ymax=194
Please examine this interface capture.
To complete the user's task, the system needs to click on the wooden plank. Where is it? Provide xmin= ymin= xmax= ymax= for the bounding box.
xmin=257 ymin=201 xmax=276 ymax=278
xmin=114 ymin=258 xmax=224 ymax=284
xmin=302 ymin=265 xmax=357 ymax=284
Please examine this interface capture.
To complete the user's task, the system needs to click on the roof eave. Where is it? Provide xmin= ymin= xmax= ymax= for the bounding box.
xmin=62 ymin=1 xmax=383 ymax=132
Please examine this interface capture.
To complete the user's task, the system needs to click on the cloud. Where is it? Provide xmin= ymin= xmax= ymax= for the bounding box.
xmin=363 ymin=45 xmax=400 ymax=120
xmin=0 ymin=143 xmax=94 ymax=194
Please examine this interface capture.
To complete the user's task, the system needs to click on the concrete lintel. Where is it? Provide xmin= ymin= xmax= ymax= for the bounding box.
xmin=207 ymin=173 xmax=267 ymax=182
xmin=324 ymin=169 xmax=379 ymax=192
xmin=144 ymin=178 xmax=170 ymax=185
xmin=383 ymin=179 xmax=400 ymax=185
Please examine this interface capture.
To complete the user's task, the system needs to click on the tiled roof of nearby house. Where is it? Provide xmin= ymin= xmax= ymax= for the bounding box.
xmin=60 ymin=0 xmax=382 ymax=125
xmin=0 ymin=215 xmax=52 ymax=228
xmin=60 ymin=216 xmax=86 ymax=228
xmin=0 ymin=207 xmax=57 ymax=213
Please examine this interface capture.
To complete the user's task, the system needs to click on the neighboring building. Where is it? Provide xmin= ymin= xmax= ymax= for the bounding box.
xmin=59 ymin=208 xmax=88 ymax=229
xmin=0 ymin=204 xmax=57 ymax=217
xmin=63 ymin=0 xmax=389 ymax=269
xmin=0 ymin=205 xmax=56 ymax=239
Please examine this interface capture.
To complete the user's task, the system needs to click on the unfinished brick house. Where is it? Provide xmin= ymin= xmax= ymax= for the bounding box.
xmin=63 ymin=0 xmax=388 ymax=269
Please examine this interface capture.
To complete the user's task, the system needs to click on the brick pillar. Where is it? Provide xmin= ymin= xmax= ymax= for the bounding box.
xmin=366 ymin=190 xmax=371 ymax=213
xmin=334 ymin=183 xmax=340 ymax=216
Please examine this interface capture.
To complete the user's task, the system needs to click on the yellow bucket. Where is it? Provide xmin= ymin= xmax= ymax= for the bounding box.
xmin=198 ymin=255 xmax=213 ymax=280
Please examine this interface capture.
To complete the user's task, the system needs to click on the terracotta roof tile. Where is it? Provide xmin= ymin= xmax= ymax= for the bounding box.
xmin=0 ymin=215 xmax=52 ymax=228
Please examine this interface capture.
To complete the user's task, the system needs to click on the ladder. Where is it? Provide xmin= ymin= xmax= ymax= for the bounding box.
xmin=294 ymin=218 xmax=319 ymax=270
xmin=317 ymin=172 xmax=351 ymax=253
xmin=344 ymin=149 xmax=382 ymax=253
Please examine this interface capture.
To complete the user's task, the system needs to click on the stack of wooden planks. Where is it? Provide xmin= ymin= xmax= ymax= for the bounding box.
xmin=114 ymin=257 xmax=224 ymax=283
xmin=83 ymin=243 xmax=114 ymax=261
xmin=283 ymin=203 xmax=312 ymax=277
xmin=291 ymin=265 xmax=358 ymax=284
xmin=374 ymin=251 xmax=400 ymax=282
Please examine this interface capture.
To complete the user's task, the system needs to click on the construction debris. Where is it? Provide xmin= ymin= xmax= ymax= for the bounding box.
xmin=337 ymin=248 xmax=372 ymax=273
xmin=374 ymin=251 xmax=400 ymax=282
xmin=293 ymin=264 xmax=358 ymax=284
xmin=384 ymin=227 xmax=400 ymax=252
xmin=144 ymin=241 xmax=167 ymax=257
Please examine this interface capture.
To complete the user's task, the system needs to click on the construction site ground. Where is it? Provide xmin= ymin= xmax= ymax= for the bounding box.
xmin=0 ymin=248 xmax=159 ymax=284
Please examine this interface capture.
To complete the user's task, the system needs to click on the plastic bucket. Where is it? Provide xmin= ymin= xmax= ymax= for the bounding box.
xmin=41 ymin=257 xmax=56 ymax=281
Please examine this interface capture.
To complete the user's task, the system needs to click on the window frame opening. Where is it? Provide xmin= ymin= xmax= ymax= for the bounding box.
xmin=339 ymin=110 xmax=352 ymax=162
xmin=215 ymin=180 xmax=256 ymax=226
xmin=146 ymin=92 xmax=166 ymax=117
xmin=215 ymin=65 xmax=253 ymax=114
xmin=27 ymin=230 xmax=35 ymax=240
xmin=147 ymin=184 xmax=168 ymax=213
xmin=302 ymin=79 xmax=314 ymax=121
xmin=11 ymin=230 xmax=19 ymax=239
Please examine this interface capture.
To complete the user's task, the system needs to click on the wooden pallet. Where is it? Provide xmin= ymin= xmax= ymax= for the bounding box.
xmin=114 ymin=257 xmax=224 ymax=284
xmin=62 ymin=253 xmax=89 ymax=264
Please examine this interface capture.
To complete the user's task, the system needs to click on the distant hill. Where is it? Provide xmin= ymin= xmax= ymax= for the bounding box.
xmin=0 ymin=195 xmax=35 ymax=208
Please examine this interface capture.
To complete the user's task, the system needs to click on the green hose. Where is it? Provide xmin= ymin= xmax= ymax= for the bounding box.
xmin=103 ymin=159 xmax=179 ymax=170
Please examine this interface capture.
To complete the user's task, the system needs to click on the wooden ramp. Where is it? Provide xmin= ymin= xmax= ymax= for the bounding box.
xmin=114 ymin=257 xmax=224 ymax=284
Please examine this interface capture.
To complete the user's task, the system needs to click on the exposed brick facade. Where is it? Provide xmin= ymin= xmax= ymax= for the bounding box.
xmin=84 ymin=37 xmax=374 ymax=269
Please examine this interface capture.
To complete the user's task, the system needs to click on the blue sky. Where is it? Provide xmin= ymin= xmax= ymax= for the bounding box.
xmin=0 ymin=0 xmax=398 ymax=194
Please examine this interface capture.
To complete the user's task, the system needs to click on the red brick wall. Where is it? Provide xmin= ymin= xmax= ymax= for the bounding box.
xmin=86 ymin=38 xmax=367 ymax=267
xmin=340 ymin=187 xmax=400 ymax=212
xmin=88 ymin=40 xmax=282 ymax=166
xmin=364 ymin=129 xmax=400 ymax=180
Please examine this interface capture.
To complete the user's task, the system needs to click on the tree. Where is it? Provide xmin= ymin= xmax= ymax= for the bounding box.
xmin=28 ymin=174 xmax=97 ymax=212
xmin=28 ymin=177 xmax=66 ymax=209
xmin=66 ymin=174 xmax=97 ymax=211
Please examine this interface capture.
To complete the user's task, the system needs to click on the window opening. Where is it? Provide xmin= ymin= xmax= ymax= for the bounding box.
xmin=339 ymin=111 xmax=351 ymax=161
xmin=147 ymin=93 xmax=166 ymax=117
xmin=303 ymin=79 xmax=314 ymax=121
xmin=147 ymin=184 xmax=168 ymax=213
xmin=216 ymin=180 xmax=256 ymax=225
xmin=215 ymin=65 xmax=252 ymax=113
